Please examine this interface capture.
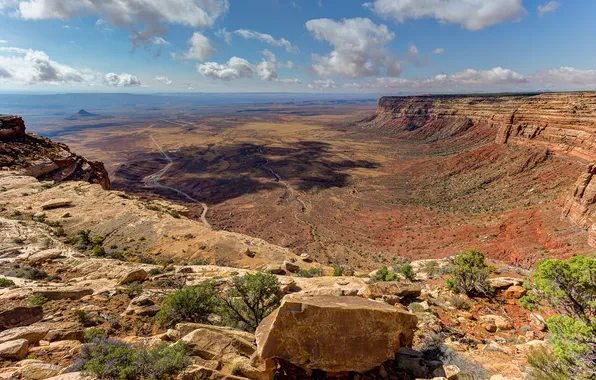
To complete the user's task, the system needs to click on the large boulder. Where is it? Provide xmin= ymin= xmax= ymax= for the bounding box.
xmin=367 ymin=282 xmax=422 ymax=299
xmin=0 ymin=325 xmax=48 ymax=344
xmin=0 ymin=306 xmax=43 ymax=329
xmin=33 ymin=287 xmax=93 ymax=301
xmin=253 ymin=294 xmax=418 ymax=373
xmin=0 ymin=116 xmax=26 ymax=140
xmin=0 ymin=338 xmax=29 ymax=359
xmin=118 ymin=269 xmax=148 ymax=285
xmin=27 ymin=249 xmax=63 ymax=265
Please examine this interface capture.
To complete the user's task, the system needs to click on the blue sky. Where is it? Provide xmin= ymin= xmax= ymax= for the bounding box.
xmin=0 ymin=0 xmax=595 ymax=93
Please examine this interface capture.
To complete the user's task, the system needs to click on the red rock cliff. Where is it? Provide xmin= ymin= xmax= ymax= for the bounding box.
xmin=0 ymin=116 xmax=111 ymax=190
xmin=367 ymin=92 xmax=596 ymax=246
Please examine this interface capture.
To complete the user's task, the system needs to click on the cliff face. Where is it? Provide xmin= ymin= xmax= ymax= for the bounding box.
xmin=367 ymin=92 xmax=596 ymax=246
xmin=0 ymin=116 xmax=110 ymax=190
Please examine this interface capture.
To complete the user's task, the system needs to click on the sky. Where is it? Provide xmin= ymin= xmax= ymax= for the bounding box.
xmin=0 ymin=0 xmax=595 ymax=94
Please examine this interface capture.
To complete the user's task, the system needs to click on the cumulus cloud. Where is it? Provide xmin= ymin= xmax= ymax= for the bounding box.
xmin=305 ymin=17 xmax=399 ymax=78
xmin=177 ymin=31 xmax=214 ymax=60
xmin=104 ymin=72 xmax=142 ymax=87
xmin=155 ymin=76 xmax=172 ymax=85
xmin=215 ymin=28 xmax=232 ymax=44
xmin=364 ymin=0 xmax=526 ymax=31
xmin=7 ymin=0 xmax=229 ymax=49
xmin=234 ymin=29 xmax=298 ymax=53
xmin=197 ymin=56 xmax=254 ymax=80
xmin=308 ymin=79 xmax=338 ymax=90
xmin=434 ymin=48 xmax=445 ymax=54
xmin=274 ymin=78 xmax=301 ymax=84
xmin=538 ymin=1 xmax=560 ymax=16
xmin=532 ymin=67 xmax=596 ymax=87
xmin=0 ymin=40 xmax=7 ymax=44
xmin=0 ymin=47 xmax=87 ymax=85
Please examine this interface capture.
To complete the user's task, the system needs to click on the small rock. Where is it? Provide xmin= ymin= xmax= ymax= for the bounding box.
xmin=264 ymin=264 xmax=284 ymax=275
xmin=284 ymin=261 xmax=300 ymax=273
xmin=490 ymin=277 xmax=523 ymax=290
xmin=177 ymin=267 xmax=193 ymax=274
xmin=130 ymin=295 xmax=154 ymax=306
xmin=27 ymin=249 xmax=62 ymax=265
xmin=34 ymin=287 xmax=93 ymax=301
xmin=0 ymin=339 xmax=29 ymax=359
xmin=40 ymin=199 xmax=72 ymax=210
xmin=166 ymin=329 xmax=180 ymax=341
xmin=61 ymin=212 xmax=71 ymax=218
xmin=480 ymin=315 xmax=513 ymax=331
xmin=530 ymin=313 xmax=548 ymax=331
xmin=433 ymin=364 xmax=460 ymax=380
xmin=504 ymin=285 xmax=527 ymax=299
xmin=45 ymin=329 xmax=84 ymax=342
xmin=118 ymin=269 xmax=148 ymax=285
xmin=0 ymin=306 xmax=43 ymax=329
xmin=135 ymin=305 xmax=161 ymax=317
xmin=0 ymin=326 xmax=49 ymax=344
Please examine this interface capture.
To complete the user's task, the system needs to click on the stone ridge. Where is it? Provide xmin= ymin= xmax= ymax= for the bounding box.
xmin=367 ymin=92 xmax=596 ymax=247
xmin=0 ymin=116 xmax=110 ymax=190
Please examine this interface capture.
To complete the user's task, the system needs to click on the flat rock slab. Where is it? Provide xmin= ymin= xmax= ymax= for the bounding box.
xmin=0 ymin=306 xmax=43 ymax=329
xmin=33 ymin=287 xmax=93 ymax=300
xmin=0 ymin=325 xmax=48 ymax=344
xmin=40 ymin=199 xmax=73 ymax=210
xmin=27 ymin=249 xmax=63 ymax=265
xmin=253 ymin=294 xmax=418 ymax=373
xmin=0 ymin=338 xmax=29 ymax=359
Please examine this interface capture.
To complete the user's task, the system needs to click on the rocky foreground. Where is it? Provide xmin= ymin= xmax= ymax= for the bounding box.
xmin=0 ymin=115 xmax=559 ymax=379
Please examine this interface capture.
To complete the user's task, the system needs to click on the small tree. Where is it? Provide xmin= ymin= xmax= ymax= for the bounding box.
xmin=218 ymin=272 xmax=283 ymax=332
xmin=154 ymin=281 xmax=217 ymax=328
xmin=375 ymin=265 xmax=399 ymax=282
xmin=446 ymin=249 xmax=493 ymax=296
xmin=521 ymin=255 xmax=596 ymax=378
xmin=399 ymin=263 xmax=416 ymax=281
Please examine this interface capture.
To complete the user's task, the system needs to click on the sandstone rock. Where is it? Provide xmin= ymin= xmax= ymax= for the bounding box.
xmin=433 ymin=364 xmax=460 ymax=380
xmin=27 ymin=248 xmax=63 ymax=265
xmin=176 ymin=323 xmax=255 ymax=343
xmin=530 ymin=313 xmax=548 ymax=331
xmin=118 ymin=269 xmax=148 ymax=285
xmin=0 ymin=306 xmax=43 ymax=329
xmin=12 ymin=361 xmax=62 ymax=379
xmin=26 ymin=159 xmax=60 ymax=177
xmin=135 ymin=305 xmax=161 ymax=317
xmin=490 ymin=277 xmax=523 ymax=290
xmin=504 ymin=285 xmax=527 ymax=299
xmin=283 ymin=261 xmax=300 ymax=273
xmin=180 ymin=327 xmax=256 ymax=359
xmin=264 ymin=265 xmax=284 ymax=275
xmin=178 ymin=365 xmax=246 ymax=380
xmin=33 ymin=287 xmax=93 ymax=300
xmin=253 ymin=294 xmax=418 ymax=373
xmin=166 ymin=329 xmax=180 ymax=341
xmin=480 ymin=315 xmax=513 ymax=331
xmin=368 ymin=282 xmax=421 ymax=298
xmin=177 ymin=267 xmax=193 ymax=274
xmin=45 ymin=329 xmax=84 ymax=342
xmin=0 ymin=325 xmax=48 ymax=344
xmin=0 ymin=116 xmax=25 ymax=139
xmin=130 ymin=295 xmax=154 ymax=306
xmin=189 ymin=356 xmax=220 ymax=370
xmin=0 ymin=339 xmax=28 ymax=359
xmin=45 ymin=372 xmax=96 ymax=380
xmin=40 ymin=199 xmax=73 ymax=210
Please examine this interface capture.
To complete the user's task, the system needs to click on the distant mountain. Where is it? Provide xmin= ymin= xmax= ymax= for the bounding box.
xmin=65 ymin=109 xmax=101 ymax=120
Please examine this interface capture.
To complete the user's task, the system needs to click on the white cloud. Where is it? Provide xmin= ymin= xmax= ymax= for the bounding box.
xmin=434 ymin=48 xmax=445 ymax=54
xmin=103 ymin=72 xmax=142 ymax=87
xmin=179 ymin=32 xmax=214 ymax=60
xmin=274 ymin=78 xmax=301 ymax=84
xmin=364 ymin=0 xmax=526 ymax=31
xmin=538 ymin=1 xmax=560 ymax=16
xmin=215 ymin=28 xmax=232 ymax=44
xmin=0 ymin=40 xmax=7 ymax=44
xmin=8 ymin=0 xmax=229 ymax=49
xmin=308 ymin=79 xmax=338 ymax=90
xmin=155 ymin=76 xmax=172 ymax=85
xmin=197 ymin=56 xmax=255 ymax=81
xmin=151 ymin=37 xmax=170 ymax=45
xmin=0 ymin=47 xmax=87 ymax=85
xmin=532 ymin=67 xmax=596 ymax=87
xmin=305 ymin=17 xmax=398 ymax=78
xmin=234 ymin=29 xmax=298 ymax=53
xmin=449 ymin=67 xmax=526 ymax=84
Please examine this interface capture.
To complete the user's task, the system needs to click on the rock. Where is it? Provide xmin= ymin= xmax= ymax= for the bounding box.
xmin=0 ymin=325 xmax=48 ymax=344
xmin=177 ymin=267 xmax=193 ymax=274
xmin=33 ymin=287 xmax=93 ymax=300
xmin=180 ymin=327 xmax=256 ymax=359
xmin=0 ymin=116 xmax=26 ymax=139
xmin=490 ymin=277 xmax=523 ymax=290
xmin=130 ymin=295 xmax=154 ymax=306
xmin=503 ymin=285 xmax=527 ymax=299
xmin=0 ymin=306 xmax=43 ymax=329
xmin=368 ymin=282 xmax=422 ymax=298
xmin=118 ymin=269 xmax=148 ymax=285
xmin=253 ymin=294 xmax=418 ymax=373
xmin=433 ymin=364 xmax=460 ymax=380
xmin=12 ymin=361 xmax=62 ymax=379
xmin=176 ymin=323 xmax=255 ymax=343
xmin=27 ymin=249 xmax=63 ymax=265
xmin=0 ymin=339 xmax=28 ymax=359
xmin=245 ymin=248 xmax=255 ymax=258
xmin=284 ymin=261 xmax=300 ymax=273
xmin=264 ymin=264 xmax=284 ymax=275
xmin=481 ymin=320 xmax=497 ymax=333
xmin=480 ymin=315 xmax=513 ymax=331
xmin=135 ymin=305 xmax=161 ymax=317
xmin=45 ymin=329 xmax=85 ymax=342
xmin=530 ymin=313 xmax=548 ymax=331
xmin=46 ymin=372 xmax=96 ymax=380
xmin=166 ymin=329 xmax=180 ymax=341
xmin=300 ymin=253 xmax=312 ymax=262
xmin=178 ymin=366 xmax=246 ymax=380
xmin=40 ymin=199 xmax=73 ymax=210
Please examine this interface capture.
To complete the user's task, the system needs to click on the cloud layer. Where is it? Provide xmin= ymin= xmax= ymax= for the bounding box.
xmin=365 ymin=0 xmax=526 ymax=31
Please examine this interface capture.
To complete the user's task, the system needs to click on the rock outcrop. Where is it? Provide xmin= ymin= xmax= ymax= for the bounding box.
xmin=253 ymin=294 xmax=418 ymax=373
xmin=0 ymin=115 xmax=110 ymax=190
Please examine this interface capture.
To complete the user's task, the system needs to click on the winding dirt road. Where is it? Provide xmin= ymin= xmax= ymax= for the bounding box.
xmin=146 ymin=134 xmax=211 ymax=228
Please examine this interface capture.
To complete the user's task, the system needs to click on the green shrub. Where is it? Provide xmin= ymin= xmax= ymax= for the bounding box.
xmin=446 ymin=249 xmax=493 ymax=296
xmin=84 ymin=327 xmax=108 ymax=342
xmin=526 ymin=345 xmax=570 ymax=380
xmin=219 ymin=272 xmax=283 ymax=332
xmin=296 ymin=267 xmax=323 ymax=278
xmin=148 ymin=268 xmax=161 ymax=276
xmin=424 ymin=261 xmax=440 ymax=276
xmin=77 ymin=230 xmax=92 ymax=245
xmin=92 ymin=244 xmax=106 ymax=257
xmin=190 ymin=258 xmax=209 ymax=265
xmin=0 ymin=278 xmax=15 ymax=288
xmin=399 ymin=263 xmax=415 ymax=281
xmin=54 ymin=227 xmax=66 ymax=237
xmin=521 ymin=255 xmax=596 ymax=378
xmin=450 ymin=294 xmax=471 ymax=310
xmin=76 ymin=338 xmax=189 ymax=380
xmin=332 ymin=265 xmax=343 ymax=277
xmin=375 ymin=265 xmax=399 ymax=282
xmin=154 ymin=281 xmax=217 ymax=328
xmin=124 ymin=282 xmax=143 ymax=298
xmin=27 ymin=295 xmax=48 ymax=307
